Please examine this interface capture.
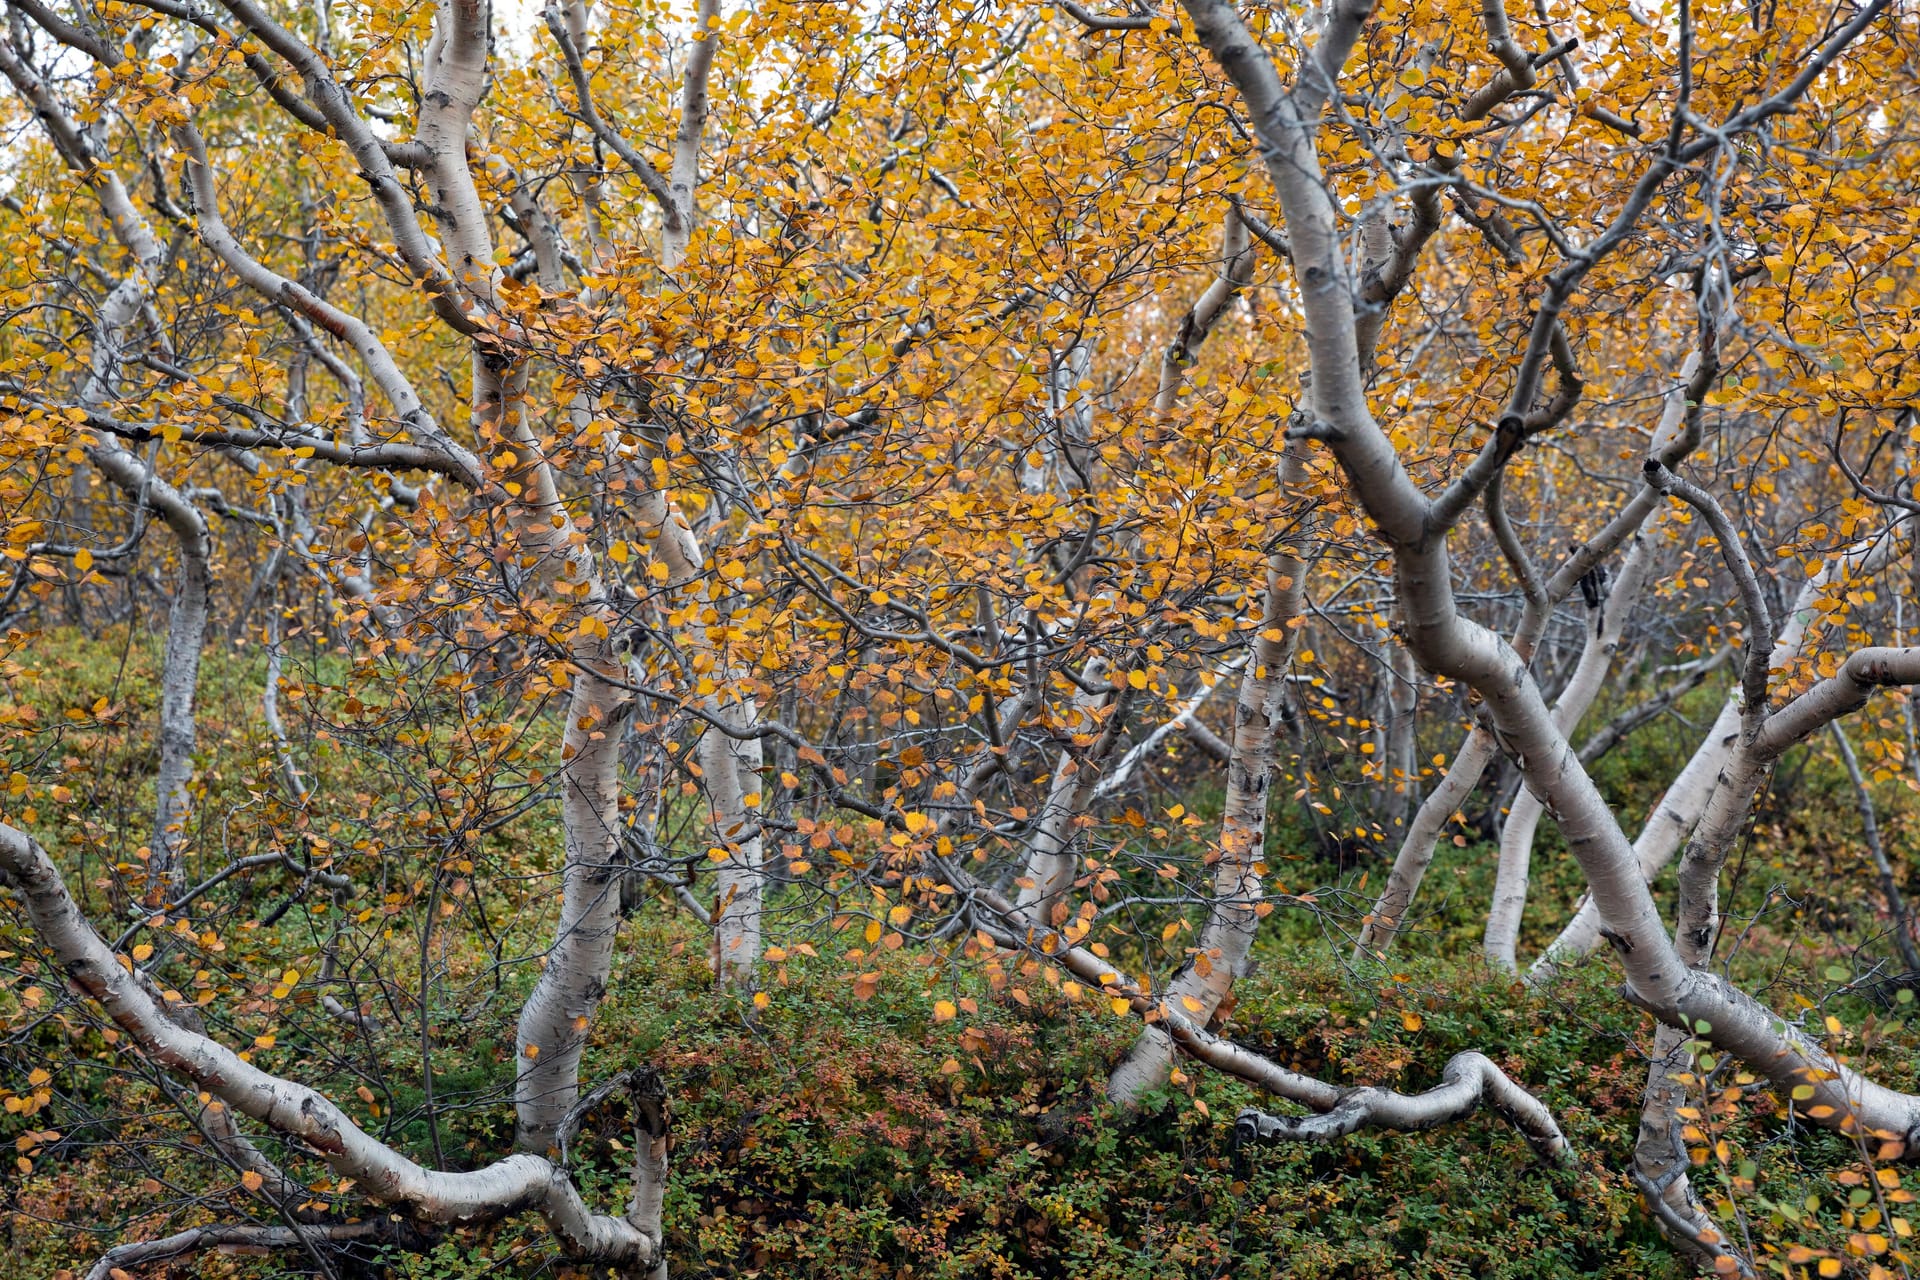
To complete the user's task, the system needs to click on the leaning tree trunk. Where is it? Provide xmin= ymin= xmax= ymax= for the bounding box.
xmin=1180 ymin=0 xmax=1920 ymax=1237
xmin=1108 ymin=447 xmax=1309 ymax=1106
xmin=1530 ymin=514 xmax=1913 ymax=979
xmin=1014 ymin=660 xmax=1117 ymax=929
xmin=1484 ymin=519 xmax=1659 ymax=971
xmin=1355 ymin=345 xmax=1704 ymax=960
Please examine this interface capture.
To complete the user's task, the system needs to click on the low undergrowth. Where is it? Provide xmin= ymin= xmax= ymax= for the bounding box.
xmin=4 ymin=633 xmax=1920 ymax=1278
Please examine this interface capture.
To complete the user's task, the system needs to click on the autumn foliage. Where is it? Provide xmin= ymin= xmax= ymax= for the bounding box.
xmin=6 ymin=0 xmax=1920 ymax=1275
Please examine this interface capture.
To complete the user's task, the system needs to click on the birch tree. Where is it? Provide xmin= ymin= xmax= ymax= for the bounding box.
xmin=5 ymin=0 xmax=1920 ymax=1273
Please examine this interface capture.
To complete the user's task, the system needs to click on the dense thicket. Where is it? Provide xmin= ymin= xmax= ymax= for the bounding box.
xmin=5 ymin=0 xmax=1920 ymax=1275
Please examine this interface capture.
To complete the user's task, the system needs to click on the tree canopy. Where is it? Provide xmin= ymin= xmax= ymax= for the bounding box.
xmin=6 ymin=0 xmax=1920 ymax=1275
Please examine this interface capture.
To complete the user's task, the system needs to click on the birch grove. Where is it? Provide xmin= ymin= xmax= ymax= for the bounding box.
xmin=4 ymin=0 xmax=1920 ymax=1274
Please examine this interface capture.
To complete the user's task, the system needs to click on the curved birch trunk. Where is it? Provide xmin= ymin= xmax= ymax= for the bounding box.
xmin=698 ymin=695 xmax=766 ymax=984
xmin=1484 ymin=520 xmax=1659 ymax=970
xmin=662 ymin=0 xmax=720 ymax=272
xmin=1631 ymin=499 xmax=1917 ymax=1247
xmin=514 ymin=650 xmax=632 ymax=1152
xmin=1107 ymin=448 xmax=1308 ymax=1105
xmin=967 ymin=871 xmax=1570 ymax=1163
xmin=628 ymin=477 xmax=766 ymax=985
xmin=1181 ymin=0 xmax=1920 ymax=1217
xmin=1356 ymin=350 xmax=1701 ymax=961
xmin=470 ymin=356 xmax=638 ymax=1153
xmin=84 ymin=438 xmax=211 ymax=898
xmin=1530 ymin=516 xmax=1913 ymax=978
xmin=0 ymin=823 xmax=661 ymax=1273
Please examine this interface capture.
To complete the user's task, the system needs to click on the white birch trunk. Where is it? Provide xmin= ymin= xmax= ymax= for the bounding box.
xmin=1108 ymin=449 xmax=1308 ymax=1105
xmin=1484 ymin=521 xmax=1658 ymax=970
xmin=1531 ymin=517 xmax=1912 ymax=978
xmin=1354 ymin=726 xmax=1498 ymax=956
xmin=1180 ymin=0 xmax=1920 ymax=1183
xmin=662 ymin=0 xmax=720 ymax=271
xmin=0 ymin=823 xmax=660 ymax=1271
xmin=1014 ymin=660 xmax=1110 ymax=927
xmin=1355 ymin=353 xmax=1699 ymax=961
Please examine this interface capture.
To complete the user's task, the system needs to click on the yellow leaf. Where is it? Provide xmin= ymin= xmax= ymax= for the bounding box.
xmin=1127 ymin=669 xmax=1149 ymax=689
xmin=130 ymin=944 xmax=152 ymax=962
xmin=1401 ymin=1010 xmax=1423 ymax=1032
xmin=241 ymin=1170 xmax=265 ymax=1192
xmin=73 ymin=548 xmax=93 ymax=572
xmin=933 ymin=1000 xmax=957 ymax=1021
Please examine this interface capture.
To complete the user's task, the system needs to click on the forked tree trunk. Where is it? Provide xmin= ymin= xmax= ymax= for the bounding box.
xmin=65 ymin=161 xmax=211 ymax=897
xmin=1180 ymin=0 xmax=1920 ymax=1216
xmin=1355 ymin=349 xmax=1701 ymax=961
xmin=1530 ymin=516 xmax=1913 ymax=979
